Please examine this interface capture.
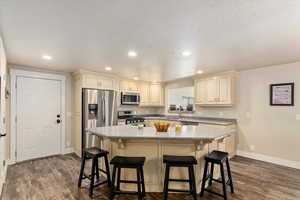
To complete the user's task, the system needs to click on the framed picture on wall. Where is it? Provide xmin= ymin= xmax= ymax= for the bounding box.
xmin=270 ymin=82 xmax=294 ymax=106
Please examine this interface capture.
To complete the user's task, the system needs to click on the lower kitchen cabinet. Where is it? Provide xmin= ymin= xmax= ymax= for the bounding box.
xmin=200 ymin=123 xmax=237 ymax=158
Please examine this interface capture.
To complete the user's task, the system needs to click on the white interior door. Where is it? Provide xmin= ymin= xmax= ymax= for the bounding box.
xmin=16 ymin=76 xmax=61 ymax=162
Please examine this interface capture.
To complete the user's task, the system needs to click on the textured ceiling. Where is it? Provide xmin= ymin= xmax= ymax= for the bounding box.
xmin=1 ymin=0 xmax=300 ymax=81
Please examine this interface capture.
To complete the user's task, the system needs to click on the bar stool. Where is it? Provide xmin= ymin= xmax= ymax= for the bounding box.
xmin=78 ymin=147 xmax=111 ymax=197
xmin=200 ymin=150 xmax=234 ymax=200
xmin=163 ymin=155 xmax=197 ymax=200
xmin=110 ymin=156 xmax=146 ymax=200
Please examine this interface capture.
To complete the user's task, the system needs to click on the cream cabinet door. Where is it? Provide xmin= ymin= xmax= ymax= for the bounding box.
xmin=206 ymin=78 xmax=219 ymax=104
xmin=83 ymin=75 xmax=98 ymax=89
xmin=140 ymin=82 xmax=150 ymax=105
xmin=195 ymin=79 xmax=207 ymax=104
xmin=120 ymin=80 xmax=128 ymax=91
xmin=128 ymin=81 xmax=139 ymax=91
xmin=99 ymin=76 xmax=114 ymax=90
xmin=149 ymin=83 xmax=163 ymax=105
xmin=218 ymin=76 xmax=232 ymax=104
xmin=120 ymin=80 xmax=139 ymax=91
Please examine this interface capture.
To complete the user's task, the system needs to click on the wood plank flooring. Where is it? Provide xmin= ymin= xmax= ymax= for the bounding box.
xmin=1 ymin=154 xmax=300 ymax=200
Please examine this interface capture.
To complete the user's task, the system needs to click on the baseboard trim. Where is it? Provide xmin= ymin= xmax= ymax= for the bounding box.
xmin=63 ymin=147 xmax=74 ymax=154
xmin=0 ymin=161 xmax=8 ymax=197
xmin=6 ymin=159 xmax=15 ymax=165
xmin=237 ymin=150 xmax=300 ymax=170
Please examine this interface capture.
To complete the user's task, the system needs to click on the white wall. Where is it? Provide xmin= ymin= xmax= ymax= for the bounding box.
xmin=165 ymin=62 xmax=300 ymax=165
xmin=236 ymin=62 xmax=300 ymax=163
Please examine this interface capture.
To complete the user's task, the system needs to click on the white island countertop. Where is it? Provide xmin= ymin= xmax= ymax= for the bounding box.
xmin=87 ymin=125 xmax=236 ymax=141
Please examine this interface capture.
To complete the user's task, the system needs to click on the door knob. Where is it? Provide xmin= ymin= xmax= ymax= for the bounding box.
xmin=0 ymin=133 xmax=6 ymax=137
xmin=57 ymin=119 xmax=61 ymax=124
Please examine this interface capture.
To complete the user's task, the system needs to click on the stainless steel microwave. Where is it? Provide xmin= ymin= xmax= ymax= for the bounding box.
xmin=121 ymin=92 xmax=140 ymax=105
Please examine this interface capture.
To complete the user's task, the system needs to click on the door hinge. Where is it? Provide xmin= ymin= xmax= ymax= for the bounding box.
xmin=15 ymin=151 xmax=17 ymax=158
xmin=15 ymin=116 xmax=17 ymax=123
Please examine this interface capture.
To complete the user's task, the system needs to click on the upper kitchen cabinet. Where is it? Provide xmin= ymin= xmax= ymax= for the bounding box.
xmin=139 ymin=82 xmax=164 ymax=107
xmin=120 ymin=80 xmax=139 ymax=92
xmin=83 ymin=74 xmax=116 ymax=90
xmin=139 ymin=81 xmax=150 ymax=106
xmin=76 ymin=70 xmax=119 ymax=91
xmin=194 ymin=71 xmax=235 ymax=106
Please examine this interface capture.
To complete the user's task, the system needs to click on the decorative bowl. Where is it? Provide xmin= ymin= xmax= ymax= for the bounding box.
xmin=154 ymin=122 xmax=170 ymax=132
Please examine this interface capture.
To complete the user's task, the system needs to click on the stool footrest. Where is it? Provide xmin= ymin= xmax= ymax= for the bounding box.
xmin=211 ymin=178 xmax=231 ymax=185
xmin=204 ymin=188 xmax=225 ymax=198
xmin=94 ymin=180 xmax=108 ymax=187
xmin=99 ymin=169 xmax=107 ymax=174
xmin=113 ymin=191 xmax=139 ymax=195
xmin=119 ymin=180 xmax=139 ymax=184
xmin=167 ymin=188 xmax=191 ymax=193
xmin=168 ymin=178 xmax=190 ymax=182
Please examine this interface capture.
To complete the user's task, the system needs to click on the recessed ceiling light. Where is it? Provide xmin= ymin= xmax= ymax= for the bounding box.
xmin=105 ymin=66 xmax=112 ymax=71
xmin=182 ymin=51 xmax=192 ymax=57
xmin=42 ymin=55 xmax=52 ymax=60
xmin=128 ymin=51 xmax=137 ymax=57
xmin=197 ymin=70 xmax=203 ymax=74
xmin=133 ymin=77 xmax=139 ymax=80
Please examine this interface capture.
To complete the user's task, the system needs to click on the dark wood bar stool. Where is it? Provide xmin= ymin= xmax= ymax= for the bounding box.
xmin=200 ymin=150 xmax=234 ymax=200
xmin=110 ymin=156 xmax=146 ymax=200
xmin=78 ymin=147 xmax=112 ymax=197
xmin=163 ymin=155 xmax=197 ymax=200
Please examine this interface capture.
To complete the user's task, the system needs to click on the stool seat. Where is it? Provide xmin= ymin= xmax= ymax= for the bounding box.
xmin=111 ymin=156 xmax=145 ymax=167
xmin=163 ymin=155 xmax=197 ymax=200
xmin=84 ymin=147 xmax=109 ymax=157
xmin=205 ymin=150 xmax=228 ymax=163
xmin=111 ymin=156 xmax=146 ymax=200
xmin=163 ymin=155 xmax=197 ymax=165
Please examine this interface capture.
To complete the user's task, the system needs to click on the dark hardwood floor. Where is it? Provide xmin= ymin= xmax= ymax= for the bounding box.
xmin=1 ymin=154 xmax=300 ymax=200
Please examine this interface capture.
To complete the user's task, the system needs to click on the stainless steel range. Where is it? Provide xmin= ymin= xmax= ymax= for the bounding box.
xmin=117 ymin=110 xmax=145 ymax=125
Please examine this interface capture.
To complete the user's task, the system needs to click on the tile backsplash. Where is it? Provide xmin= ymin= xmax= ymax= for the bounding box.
xmin=118 ymin=105 xmax=164 ymax=115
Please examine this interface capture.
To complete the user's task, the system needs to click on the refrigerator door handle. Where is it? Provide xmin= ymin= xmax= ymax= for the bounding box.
xmin=102 ymin=95 xmax=106 ymax=124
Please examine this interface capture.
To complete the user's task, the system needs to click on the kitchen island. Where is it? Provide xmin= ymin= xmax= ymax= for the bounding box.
xmin=87 ymin=124 xmax=237 ymax=193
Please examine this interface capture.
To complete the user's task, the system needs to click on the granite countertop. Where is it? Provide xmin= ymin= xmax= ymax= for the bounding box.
xmin=87 ymin=125 xmax=236 ymax=140
xmin=133 ymin=114 xmax=236 ymax=126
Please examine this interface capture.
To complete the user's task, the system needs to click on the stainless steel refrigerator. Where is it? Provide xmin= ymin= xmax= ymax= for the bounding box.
xmin=82 ymin=89 xmax=118 ymax=151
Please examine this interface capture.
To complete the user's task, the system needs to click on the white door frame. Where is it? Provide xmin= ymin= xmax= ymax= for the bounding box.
xmin=10 ymin=69 xmax=66 ymax=163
